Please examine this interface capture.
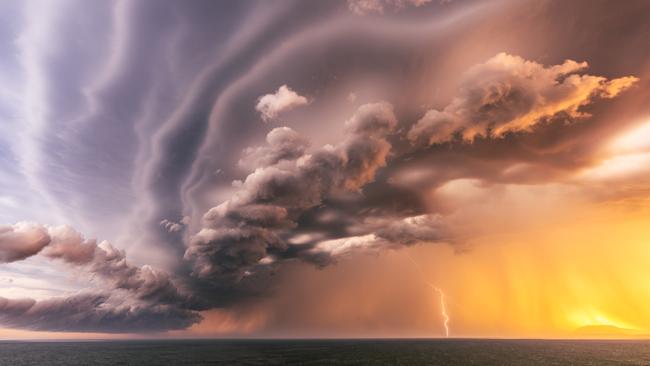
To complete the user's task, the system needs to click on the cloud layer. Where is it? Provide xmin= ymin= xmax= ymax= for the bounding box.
xmin=0 ymin=293 xmax=199 ymax=333
xmin=1 ymin=0 xmax=648 ymax=335
xmin=186 ymin=101 xmax=399 ymax=280
xmin=408 ymin=53 xmax=638 ymax=146
xmin=0 ymin=48 xmax=638 ymax=332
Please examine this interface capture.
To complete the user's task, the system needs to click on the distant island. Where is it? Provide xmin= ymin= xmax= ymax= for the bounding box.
xmin=575 ymin=325 xmax=649 ymax=339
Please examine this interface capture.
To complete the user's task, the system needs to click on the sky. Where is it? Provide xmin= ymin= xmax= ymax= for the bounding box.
xmin=0 ymin=0 xmax=650 ymax=339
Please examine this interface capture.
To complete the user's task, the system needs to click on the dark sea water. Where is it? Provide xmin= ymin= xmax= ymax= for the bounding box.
xmin=1 ymin=339 xmax=650 ymax=365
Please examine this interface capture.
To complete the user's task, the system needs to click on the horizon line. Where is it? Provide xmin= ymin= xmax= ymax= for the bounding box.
xmin=3 ymin=336 xmax=650 ymax=342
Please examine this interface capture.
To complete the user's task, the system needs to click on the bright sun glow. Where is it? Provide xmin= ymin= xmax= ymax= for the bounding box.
xmin=611 ymin=120 xmax=650 ymax=153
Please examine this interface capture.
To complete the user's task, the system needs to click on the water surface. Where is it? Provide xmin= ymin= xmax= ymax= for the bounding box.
xmin=1 ymin=339 xmax=650 ymax=365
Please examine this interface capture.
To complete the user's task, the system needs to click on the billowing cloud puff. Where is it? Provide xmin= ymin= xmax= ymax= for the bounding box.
xmin=0 ymin=223 xmax=50 ymax=263
xmin=0 ymin=222 xmax=202 ymax=332
xmin=347 ymin=0 xmax=432 ymax=15
xmin=88 ymin=241 xmax=190 ymax=305
xmin=255 ymin=85 xmax=309 ymax=122
xmin=187 ymin=51 xmax=638 ymax=282
xmin=239 ymin=127 xmax=310 ymax=169
xmin=186 ymin=102 xmax=398 ymax=279
xmin=408 ymin=53 xmax=638 ymax=146
xmin=43 ymin=225 xmax=97 ymax=264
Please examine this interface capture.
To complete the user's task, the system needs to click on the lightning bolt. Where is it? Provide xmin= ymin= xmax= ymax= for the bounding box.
xmin=406 ymin=252 xmax=450 ymax=338
xmin=434 ymin=287 xmax=450 ymax=338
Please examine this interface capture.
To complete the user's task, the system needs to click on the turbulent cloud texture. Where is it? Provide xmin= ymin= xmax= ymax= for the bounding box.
xmin=0 ymin=47 xmax=638 ymax=332
xmin=0 ymin=293 xmax=200 ymax=333
xmin=1 ymin=0 xmax=647 ymax=335
xmin=408 ymin=53 xmax=638 ymax=146
xmin=186 ymin=101 xmax=399 ymax=279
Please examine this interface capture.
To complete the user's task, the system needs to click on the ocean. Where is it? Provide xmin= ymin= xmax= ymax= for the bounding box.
xmin=1 ymin=339 xmax=650 ymax=365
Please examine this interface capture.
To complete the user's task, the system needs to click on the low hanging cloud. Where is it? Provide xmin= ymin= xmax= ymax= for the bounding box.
xmin=0 ymin=293 xmax=200 ymax=333
xmin=0 ymin=223 xmax=196 ymax=307
xmin=407 ymin=53 xmax=638 ymax=146
xmin=255 ymin=85 xmax=309 ymax=122
xmin=186 ymin=54 xmax=638 ymax=283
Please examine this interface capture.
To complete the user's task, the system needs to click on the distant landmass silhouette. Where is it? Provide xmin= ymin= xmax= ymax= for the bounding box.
xmin=575 ymin=325 xmax=649 ymax=338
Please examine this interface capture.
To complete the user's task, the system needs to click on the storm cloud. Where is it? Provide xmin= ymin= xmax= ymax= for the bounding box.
xmin=182 ymin=53 xmax=637 ymax=281
xmin=185 ymin=101 xmax=398 ymax=279
xmin=1 ymin=0 xmax=648 ymax=335
xmin=0 ymin=293 xmax=200 ymax=333
xmin=0 ymin=47 xmax=638 ymax=331
xmin=407 ymin=53 xmax=638 ymax=146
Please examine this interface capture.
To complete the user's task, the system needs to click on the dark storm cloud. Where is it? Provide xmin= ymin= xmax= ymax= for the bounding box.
xmin=136 ymin=0 xmax=340 ymax=260
xmin=2 ymin=1 xmax=356 ymax=332
xmin=0 ymin=293 xmax=200 ymax=333
xmin=2 ymin=0 xmax=649 ymax=334
xmin=0 ymin=46 xmax=638 ymax=331
xmin=178 ymin=0 xmax=472 ymax=233
xmin=183 ymin=52 xmax=637 ymax=280
xmin=185 ymin=102 xmax=398 ymax=279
